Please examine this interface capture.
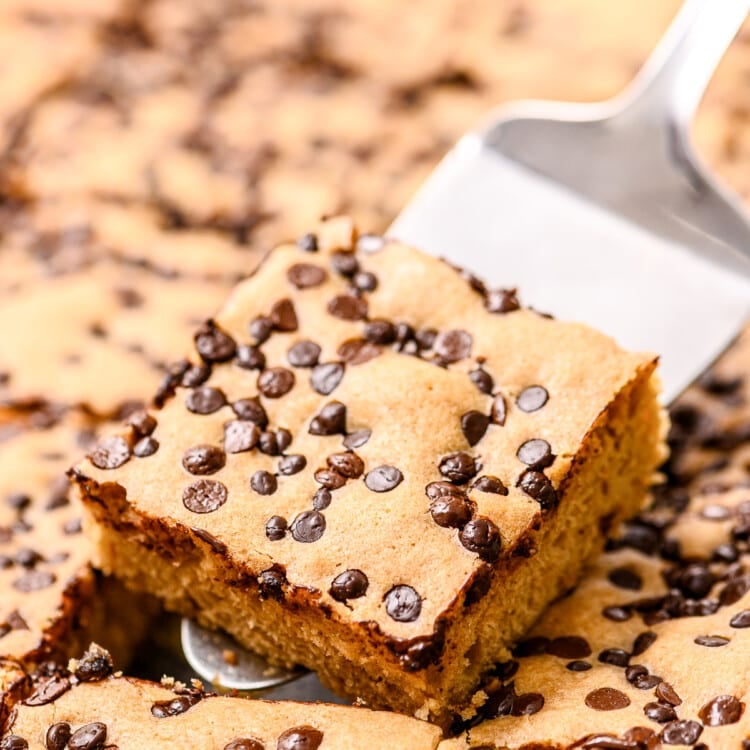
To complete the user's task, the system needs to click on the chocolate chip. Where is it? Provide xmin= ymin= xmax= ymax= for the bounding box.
xmin=517 ymin=470 xmax=558 ymax=509
xmin=730 ymin=609 xmax=750 ymax=628
xmin=276 ymin=428 xmax=292 ymax=452
xmin=598 ymin=648 xmax=630 ymax=667
xmin=272 ymin=454 xmax=304 ymax=476
xmin=67 ymin=722 xmax=107 ymax=750
xmin=277 ymin=726 xmax=323 ymax=750
xmin=330 ymin=569 xmax=369 ymax=602
xmin=270 ymin=298 xmax=298 ymax=332
xmin=471 ymin=475 xmax=508 ymax=495
xmin=186 ymin=386 xmax=227 ymax=415
xmin=309 ymin=401 xmax=346 ymax=435
xmin=694 ymin=634 xmax=729 ymax=647
xmin=470 ymin=368 xmax=494 ymax=394
xmin=669 ymin=562 xmax=714 ymax=599
xmin=337 ymin=338 xmax=381 ymax=365
xmin=385 ymin=585 xmax=422 ymax=622
xmin=288 ymin=341 xmax=321 ymax=367
xmin=512 ymin=636 xmax=550 ymax=657
xmin=297 ymin=233 xmax=318 ymax=252
xmin=327 ymin=452 xmax=364 ymax=478
xmin=331 ymin=250 xmax=359 ymax=277
xmin=434 ymin=329 xmax=472 ymax=362
xmin=250 ymin=471 xmax=277 ymax=496
xmin=310 ymin=362 xmax=345 ymax=395
xmin=414 ymin=327 xmax=437 ymax=350
xmin=512 ymin=692 xmax=544 ymax=716
xmin=353 ymin=270 xmax=378 ymax=292
xmin=194 ymin=320 xmax=237 ymax=362
xmin=461 ymin=411 xmax=490 ymax=446
xmin=364 ymin=320 xmax=397 ymax=344
xmin=430 ymin=494 xmax=473 ymax=529
xmin=134 ymin=436 xmax=159 ymax=457
xmin=257 ymin=367 xmax=295 ymax=398
xmin=224 ymin=739 xmax=264 ymax=750
xmin=89 ymin=436 xmax=130 ymax=470
xmin=232 ymin=397 xmax=267 ymax=427
xmin=644 ymin=702 xmax=677 ymax=723
xmin=312 ymin=488 xmax=332 ymax=510
xmin=459 ymin=517 xmax=502 ymax=562
xmin=258 ymin=566 xmax=287 ymax=600
xmin=659 ymin=720 xmax=703 ymax=745
xmin=236 ymin=345 xmax=266 ymax=371
xmin=313 ymin=468 xmax=346 ymax=490
xmin=265 ymin=516 xmax=287 ymax=541
xmin=491 ymin=394 xmax=507 ymax=426
xmin=608 ymin=567 xmax=643 ymax=591
xmin=517 ymin=385 xmax=549 ymax=412
xmin=6 ymin=492 xmax=30 ymax=511
xmin=699 ymin=694 xmax=744 ymax=726
xmin=291 ymin=511 xmax=326 ymax=542
xmin=546 ymin=636 xmax=591 ymax=659
xmin=439 ymin=452 xmax=479 ymax=484
xmin=182 ymin=445 xmax=226 ymax=475
xmin=343 ymin=429 xmax=371 ymax=449
xmin=287 ymin=263 xmax=327 ymax=288
xmin=654 ymin=682 xmax=681 ymax=706
xmin=393 ymin=322 xmax=415 ymax=350
xmin=249 ymin=316 xmax=273 ymax=344
xmin=63 ymin=518 xmax=82 ymax=535
xmin=632 ymin=631 xmax=657 ymax=656
xmin=327 ymin=294 xmax=367 ymax=320
xmin=182 ymin=480 xmax=228 ymax=513
xmin=181 ymin=362 xmax=212 ymax=388
xmin=567 ymin=660 xmax=591 ymax=672
xmin=46 ymin=723 xmax=72 ymax=750
xmin=24 ymin=675 xmax=70 ymax=705
xmin=13 ymin=570 xmax=56 ymax=592
xmin=516 ymin=438 xmax=554 ymax=469
xmin=485 ymin=288 xmax=520 ymax=313
xmin=224 ymin=420 xmax=260 ymax=454
xmin=15 ymin=548 xmax=41 ymax=568
xmin=75 ymin=645 xmax=114 ymax=682
xmin=127 ymin=410 xmax=157 ymax=437
xmin=584 ymin=687 xmax=631 ymax=711
xmin=364 ymin=465 xmax=403 ymax=492
xmin=151 ymin=693 xmax=202 ymax=718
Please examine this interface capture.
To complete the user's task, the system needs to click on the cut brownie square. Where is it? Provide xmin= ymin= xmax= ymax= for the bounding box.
xmin=74 ymin=216 xmax=667 ymax=723
xmin=1 ymin=645 xmax=442 ymax=750
xmin=0 ymin=413 xmax=152 ymax=668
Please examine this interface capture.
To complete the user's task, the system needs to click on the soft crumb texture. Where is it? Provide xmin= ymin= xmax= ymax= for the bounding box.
xmin=1 ymin=646 xmax=442 ymax=750
xmin=440 ymin=326 xmax=750 ymax=749
xmin=0 ymin=414 xmax=153 ymax=668
xmin=74 ymin=217 xmax=665 ymax=723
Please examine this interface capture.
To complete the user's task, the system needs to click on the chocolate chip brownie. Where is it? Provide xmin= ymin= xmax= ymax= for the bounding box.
xmin=0 ymin=413 xmax=151 ymax=668
xmin=0 ymin=645 xmax=442 ymax=750
xmin=73 ymin=216 xmax=666 ymax=724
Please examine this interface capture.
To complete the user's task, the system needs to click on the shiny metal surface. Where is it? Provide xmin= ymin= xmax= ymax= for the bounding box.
xmin=181 ymin=0 xmax=750 ymax=691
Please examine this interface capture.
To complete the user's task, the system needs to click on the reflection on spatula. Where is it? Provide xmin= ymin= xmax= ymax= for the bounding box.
xmin=182 ymin=0 xmax=750 ymax=694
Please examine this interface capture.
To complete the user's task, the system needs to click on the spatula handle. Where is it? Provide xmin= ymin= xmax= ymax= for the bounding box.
xmin=620 ymin=0 xmax=749 ymax=125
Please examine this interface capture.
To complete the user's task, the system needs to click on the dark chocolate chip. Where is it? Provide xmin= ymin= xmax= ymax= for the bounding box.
xmin=655 ymin=682 xmax=682 ymax=706
xmin=312 ymin=488 xmax=332 ymax=510
xmin=471 ymin=475 xmax=508 ymax=495
xmin=491 ymin=394 xmax=507 ymax=426
xmin=608 ymin=567 xmax=643 ymax=591
xmin=330 ymin=569 xmax=369 ymax=602
xmin=343 ymin=429 xmax=371 ymax=449
xmin=258 ymin=566 xmax=287 ymax=600
xmin=337 ymin=338 xmax=381 ymax=365
xmin=512 ymin=692 xmax=544 ymax=716
xmin=127 ymin=410 xmax=157 ymax=437
xmin=194 ymin=320 xmax=236 ymax=362
xmin=385 ymin=585 xmax=422 ymax=622
xmin=517 ymin=470 xmax=558 ymax=510
xmin=297 ymin=233 xmax=318 ymax=252
xmin=265 ymin=516 xmax=287 ymax=541
xmin=291 ymin=511 xmax=326 ymax=543
xmin=546 ymin=636 xmax=591 ymax=659
xmin=459 ymin=517 xmax=502 ymax=562
xmin=287 ymin=263 xmax=327 ymax=288
xmin=516 ymin=439 xmax=554 ymax=468
xmin=182 ymin=445 xmax=226 ymax=475
xmin=46 ymin=723 xmax=72 ymax=750
xmin=327 ymin=294 xmax=367 ymax=321
xmin=15 ymin=548 xmax=41 ymax=568
xmin=584 ymin=687 xmax=631 ymax=711
xmin=250 ymin=471 xmax=277 ymax=496
xmin=310 ymin=362 xmax=345 ymax=395
xmin=151 ymin=693 xmax=202 ymax=718
xmin=632 ymin=631 xmax=657 ymax=656
xmin=414 ymin=328 xmax=437 ymax=350
xmin=461 ymin=411 xmax=490 ymax=446
xmin=232 ymin=398 xmax=267 ymax=427
xmin=181 ymin=362 xmax=212 ymax=388
xmin=133 ymin=436 xmax=159 ymax=457
xmin=512 ymin=636 xmax=550 ymax=657
xmin=331 ymin=250 xmax=359 ymax=277
xmin=278 ymin=454 xmax=307 ymax=475
xmin=517 ymin=385 xmax=549 ymax=412
xmin=353 ymin=270 xmax=378 ymax=292
xmin=659 ymin=720 xmax=703 ymax=745
xmin=430 ymin=495 xmax=473 ymax=529
xmin=313 ymin=468 xmax=347 ymax=490
xmin=236 ymin=345 xmax=266 ymax=371
xmin=434 ymin=329 xmax=472 ymax=363
xmin=730 ymin=609 xmax=750 ymax=628
xmin=192 ymin=528 xmax=227 ymax=554
xmin=470 ymin=368 xmax=494 ymax=394
xmin=694 ymin=634 xmax=729 ymax=647
xmin=0 ymin=738 xmax=27 ymax=750
xmin=485 ymin=288 xmax=520 ymax=313
xmin=439 ymin=452 xmax=479 ymax=484
xmin=288 ymin=341 xmax=321 ymax=368
xmin=269 ymin=298 xmax=298 ymax=332
xmin=6 ymin=492 xmax=30 ymax=511
xmin=364 ymin=320 xmax=397 ymax=344
xmin=364 ymin=465 xmax=403 ymax=492
xmin=224 ymin=420 xmax=260 ymax=454
xmin=89 ymin=436 xmax=130 ymax=470
xmin=187 ymin=386 xmax=227 ymax=415
xmin=249 ymin=316 xmax=273 ymax=344
xmin=698 ymin=694 xmax=744 ymax=726
xmin=309 ymin=401 xmax=346 ymax=435
xmin=13 ymin=570 xmax=56 ymax=592
xmin=644 ymin=702 xmax=677 ymax=723
xmin=24 ymin=675 xmax=70 ymax=705
xmin=566 ymin=660 xmax=592 ymax=672
xmin=327 ymin=452 xmax=364 ymax=478
xmin=598 ymin=648 xmax=630 ymax=667
xmin=223 ymin=739 xmax=264 ymax=750
xmin=182 ymin=480 xmax=228 ymax=513
xmin=258 ymin=367 xmax=295 ymax=398
xmin=277 ymin=726 xmax=323 ymax=750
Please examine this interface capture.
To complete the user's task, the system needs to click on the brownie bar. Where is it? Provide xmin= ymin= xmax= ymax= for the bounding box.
xmin=1 ymin=645 xmax=442 ymax=750
xmin=74 ymin=217 xmax=666 ymax=724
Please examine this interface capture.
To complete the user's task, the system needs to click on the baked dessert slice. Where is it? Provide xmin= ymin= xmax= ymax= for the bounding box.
xmin=0 ymin=412 xmax=151 ymax=668
xmin=74 ymin=216 xmax=666 ymax=723
xmin=0 ymin=645 xmax=442 ymax=750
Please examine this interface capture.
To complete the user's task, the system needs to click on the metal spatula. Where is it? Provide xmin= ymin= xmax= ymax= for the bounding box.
xmin=181 ymin=0 xmax=750 ymax=694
